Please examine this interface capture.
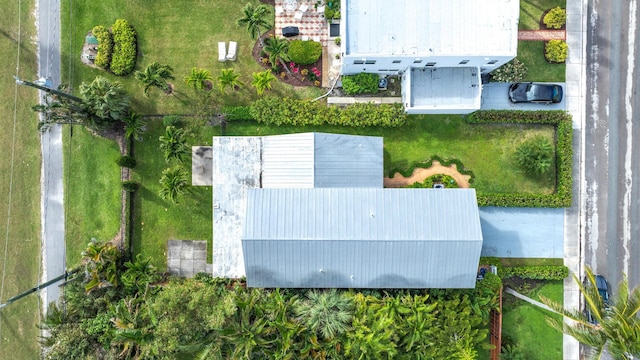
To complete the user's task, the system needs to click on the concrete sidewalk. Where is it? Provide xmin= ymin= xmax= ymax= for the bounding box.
xmin=563 ymin=0 xmax=588 ymax=358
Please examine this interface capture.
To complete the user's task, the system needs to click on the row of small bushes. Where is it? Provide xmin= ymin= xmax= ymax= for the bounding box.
xmin=480 ymin=257 xmax=569 ymax=280
xmin=467 ymin=110 xmax=573 ymax=207
xmin=387 ymin=155 xmax=476 ymax=183
xmin=341 ymin=73 xmax=380 ymax=95
xmin=110 ymin=19 xmax=138 ymax=76
xmin=92 ymin=25 xmax=113 ymax=69
xmin=250 ymin=97 xmax=407 ymax=127
xmin=220 ymin=105 xmax=253 ymax=121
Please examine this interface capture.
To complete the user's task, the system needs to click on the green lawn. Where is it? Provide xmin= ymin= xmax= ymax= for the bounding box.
xmin=518 ymin=41 xmax=566 ymax=82
xmin=0 ymin=0 xmax=42 ymax=358
xmin=519 ymin=0 xmax=567 ymax=30
xmin=502 ymin=281 xmax=564 ymax=359
xmin=63 ymin=127 xmax=122 ymax=266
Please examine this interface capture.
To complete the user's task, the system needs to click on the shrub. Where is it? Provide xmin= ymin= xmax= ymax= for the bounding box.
xmin=220 ymin=106 xmax=254 ymax=121
xmin=341 ymin=73 xmax=379 ymax=95
xmin=515 ymin=135 xmax=554 ymax=176
xmin=288 ymin=40 xmax=323 ymax=65
xmin=110 ymin=19 xmax=137 ymax=76
xmin=468 ymin=110 xmax=573 ymax=208
xmin=334 ymin=37 xmax=341 ymax=46
xmin=250 ymin=97 xmax=406 ymax=128
xmin=545 ymin=40 xmax=568 ymax=63
xmin=543 ymin=7 xmax=566 ymax=30
xmin=121 ymin=180 xmax=139 ymax=192
xmin=162 ymin=115 xmax=182 ymax=128
xmin=92 ymin=25 xmax=113 ymax=69
xmin=500 ymin=344 xmax=526 ymax=360
xmin=409 ymin=174 xmax=459 ymax=188
xmin=116 ymin=155 xmax=137 ymax=168
xmin=490 ymin=58 xmax=527 ymax=83
xmin=501 ymin=265 xmax=569 ymax=280
xmin=324 ymin=3 xmax=341 ymax=20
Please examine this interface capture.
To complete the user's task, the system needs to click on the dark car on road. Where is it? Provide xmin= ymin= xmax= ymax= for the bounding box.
xmin=508 ymin=82 xmax=563 ymax=104
xmin=584 ymin=274 xmax=611 ymax=324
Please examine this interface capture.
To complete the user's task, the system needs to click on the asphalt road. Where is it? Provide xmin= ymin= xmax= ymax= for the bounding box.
xmin=584 ymin=0 xmax=639 ymax=294
xmin=37 ymin=0 xmax=64 ymax=308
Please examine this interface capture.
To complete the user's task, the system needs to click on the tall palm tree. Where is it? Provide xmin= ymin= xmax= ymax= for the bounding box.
xmin=236 ymin=3 xmax=272 ymax=47
xmin=294 ymin=289 xmax=354 ymax=340
xmin=159 ymin=125 xmax=189 ymax=163
xmin=184 ymin=67 xmax=213 ymax=91
xmin=134 ymin=61 xmax=175 ymax=97
xmin=79 ymin=76 xmax=130 ymax=125
xmin=123 ymin=112 xmax=146 ymax=142
xmin=541 ymin=267 xmax=640 ymax=359
xmin=159 ymin=166 xmax=188 ymax=203
xmin=251 ymin=70 xmax=277 ymax=96
xmin=264 ymin=37 xmax=292 ymax=75
xmin=217 ymin=68 xmax=244 ymax=93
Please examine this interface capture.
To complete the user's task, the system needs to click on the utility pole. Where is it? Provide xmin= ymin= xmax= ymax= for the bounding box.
xmin=14 ymin=76 xmax=83 ymax=103
xmin=0 ymin=269 xmax=79 ymax=309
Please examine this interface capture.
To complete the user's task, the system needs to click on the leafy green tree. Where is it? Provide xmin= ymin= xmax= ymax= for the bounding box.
xmin=251 ymin=70 xmax=277 ymax=96
xmin=123 ymin=112 xmax=146 ymax=141
xmin=218 ymin=68 xmax=244 ymax=93
xmin=184 ymin=67 xmax=213 ymax=91
xmin=515 ymin=135 xmax=554 ymax=176
xmin=264 ymin=37 xmax=292 ymax=75
xmin=159 ymin=166 xmax=188 ymax=203
xmin=134 ymin=61 xmax=175 ymax=97
xmin=541 ymin=267 xmax=640 ymax=359
xmin=236 ymin=3 xmax=272 ymax=47
xmin=159 ymin=125 xmax=189 ymax=163
xmin=295 ymin=289 xmax=354 ymax=340
xmin=345 ymin=293 xmax=398 ymax=359
xmin=79 ymin=76 xmax=130 ymax=125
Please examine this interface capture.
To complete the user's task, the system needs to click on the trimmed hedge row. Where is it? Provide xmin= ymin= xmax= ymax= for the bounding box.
xmin=387 ymin=155 xmax=476 ymax=183
xmin=111 ymin=19 xmax=137 ymax=76
xmin=467 ymin=110 xmax=573 ymax=208
xmin=92 ymin=25 xmax=113 ymax=69
xmin=250 ymin=97 xmax=406 ymax=127
xmin=501 ymin=265 xmax=569 ymax=280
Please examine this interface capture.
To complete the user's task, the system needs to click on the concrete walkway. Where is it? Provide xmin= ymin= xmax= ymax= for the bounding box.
xmin=518 ymin=30 xmax=566 ymax=41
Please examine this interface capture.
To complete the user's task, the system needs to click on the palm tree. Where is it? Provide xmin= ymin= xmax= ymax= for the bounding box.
xmin=33 ymin=92 xmax=87 ymax=131
xmin=79 ymin=76 xmax=130 ymax=125
xmin=217 ymin=68 xmax=244 ymax=93
xmin=294 ymin=289 xmax=354 ymax=340
xmin=121 ymin=254 xmax=160 ymax=294
xmin=236 ymin=3 xmax=272 ymax=47
xmin=81 ymin=239 xmax=121 ymax=293
xmin=159 ymin=166 xmax=188 ymax=203
xmin=184 ymin=67 xmax=213 ymax=91
xmin=540 ymin=267 xmax=640 ymax=359
xmin=251 ymin=70 xmax=277 ymax=96
xmin=134 ymin=61 xmax=175 ymax=97
xmin=159 ymin=126 xmax=189 ymax=163
xmin=123 ymin=112 xmax=146 ymax=142
xmin=264 ymin=37 xmax=292 ymax=75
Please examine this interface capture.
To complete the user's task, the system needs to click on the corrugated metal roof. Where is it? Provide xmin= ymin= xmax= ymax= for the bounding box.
xmin=345 ymin=0 xmax=519 ymax=57
xmin=242 ymin=188 xmax=483 ymax=288
xmin=262 ymin=133 xmax=383 ymax=188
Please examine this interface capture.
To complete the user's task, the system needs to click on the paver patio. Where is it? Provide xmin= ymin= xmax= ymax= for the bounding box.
xmin=275 ymin=0 xmax=329 ymax=46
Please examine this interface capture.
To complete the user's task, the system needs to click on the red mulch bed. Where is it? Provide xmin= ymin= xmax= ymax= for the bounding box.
xmin=251 ymin=29 xmax=324 ymax=88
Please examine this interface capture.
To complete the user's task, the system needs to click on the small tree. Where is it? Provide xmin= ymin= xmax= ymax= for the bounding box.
xmin=184 ymin=67 xmax=213 ymax=91
xmin=236 ymin=3 xmax=272 ymax=47
xmin=134 ymin=61 xmax=175 ymax=97
xmin=123 ymin=112 xmax=146 ymax=142
xmin=264 ymin=37 xmax=292 ymax=75
xmin=159 ymin=166 xmax=188 ymax=203
xmin=543 ymin=7 xmax=566 ymax=29
xmin=79 ymin=76 xmax=130 ymax=126
xmin=251 ymin=70 xmax=277 ymax=96
xmin=545 ymin=40 xmax=568 ymax=63
xmin=159 ymin=126 xmax=189 ymax=163
xmin=515 ymin=135 xmax=554 ymax=176
xmin=218 ymin=68 xmax=244 ymax=93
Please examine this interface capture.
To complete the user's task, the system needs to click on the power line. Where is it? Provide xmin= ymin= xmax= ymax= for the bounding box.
xmin=0 ymin=0 xmax=23 ymax=340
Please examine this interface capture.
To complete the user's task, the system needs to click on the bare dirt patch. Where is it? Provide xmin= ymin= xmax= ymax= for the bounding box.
xmin=384 ymin=160 xmax=471 ymax=188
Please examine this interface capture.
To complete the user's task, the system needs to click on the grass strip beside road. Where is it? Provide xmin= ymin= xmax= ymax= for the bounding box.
xmin=0 ymin=0 xmax=42 ymax=358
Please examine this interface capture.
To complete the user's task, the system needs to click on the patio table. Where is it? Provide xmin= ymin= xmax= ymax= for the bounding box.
xmin=283 ymin=0 xmax=297 ymax=12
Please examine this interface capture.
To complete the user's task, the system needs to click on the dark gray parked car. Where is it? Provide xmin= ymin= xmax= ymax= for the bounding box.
xmin=508 ymin=82 xmax=563 ymax=104
xmin=584 ymin=274 xmax=611 ymax=324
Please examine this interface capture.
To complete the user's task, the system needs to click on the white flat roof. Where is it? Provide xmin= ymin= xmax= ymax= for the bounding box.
xmin=345 ymin=0 xmax=519 ymax=56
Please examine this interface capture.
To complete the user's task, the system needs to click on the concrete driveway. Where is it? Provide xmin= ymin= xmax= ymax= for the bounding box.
xmin=481 ymin=82 xmax=566 ymax=111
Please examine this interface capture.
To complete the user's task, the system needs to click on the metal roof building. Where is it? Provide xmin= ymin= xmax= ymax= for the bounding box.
xmin=212 ymin=133 xmax=384 ymax=278
xmin=242 ymin=188 xmax=483 ymax=288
